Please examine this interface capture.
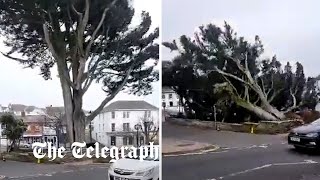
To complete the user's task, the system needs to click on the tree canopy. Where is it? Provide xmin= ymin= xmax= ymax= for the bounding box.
xmin=0 ymin=0 xmax=159 ymax=142
xmin=0 ymin=114 xmax=27 ymax=150
xmin=163 ymin=22 xmax=319 ymax=122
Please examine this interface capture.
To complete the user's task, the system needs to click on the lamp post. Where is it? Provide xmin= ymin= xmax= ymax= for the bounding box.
xmin=134 ymin=124 xmax=141 ymax=147
xmin=144 ymin=121 xmax=153 ymax=144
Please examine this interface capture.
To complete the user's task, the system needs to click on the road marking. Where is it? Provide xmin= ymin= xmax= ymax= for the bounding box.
xmin=227 ymin=164 xmax=272 ymax=178
xmin=205 ymin=159 xmax=318 ymax=180
xmin=274 ymin=159 xmax=318 ymax=166
xmin=7 ymin=167 xmax=101 ymax=179
xmin=164 ymin=150 xmax=229 ymax=157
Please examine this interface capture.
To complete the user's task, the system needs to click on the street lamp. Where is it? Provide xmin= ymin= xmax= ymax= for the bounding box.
xmin=144 ymin=121 xmax=153 ymax=145
xmin=134 ymin=124 xmax=142 ymax=147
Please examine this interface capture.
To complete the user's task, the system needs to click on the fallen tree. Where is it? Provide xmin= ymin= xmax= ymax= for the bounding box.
xmin=163 ymin=22 xmax=319 ymax=121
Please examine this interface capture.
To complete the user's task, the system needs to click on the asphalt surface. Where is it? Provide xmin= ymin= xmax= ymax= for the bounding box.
xmin=0 ymin=161 xmax=108 ymax=179
xmin=163 ymin=122 xmax=320 ymax=180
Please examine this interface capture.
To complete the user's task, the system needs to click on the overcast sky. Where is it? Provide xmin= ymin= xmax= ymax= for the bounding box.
xmin=0 ymin=0 xmax=160 ymax=110
xmin=162 ymin=0 xmax=320 ymax=77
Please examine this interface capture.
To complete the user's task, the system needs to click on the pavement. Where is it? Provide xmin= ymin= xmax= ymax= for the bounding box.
xmin=162 ymin=122 xmax=320 ymax=180
xmin=0 ymin=161 xmax=108 ymax=179
xmin=162 ymin=138 xmax=217 ymax=155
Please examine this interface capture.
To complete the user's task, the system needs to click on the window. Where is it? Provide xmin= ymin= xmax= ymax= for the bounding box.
xmin=123 ymin=112 xmax=130 ymax=118
xmin=111 ymin=136 xmax=116 ymax=146
xmin=169 ymin=94 xmax=173 ymax=99
xmin=144 ymin=111 xmax=151 ymax=118
xmin=111 ymin=123 xmax=115 ymax=132
xmin=123 ymin=123 xmax=130 ymax=131
xmin=129 ymin=136 xmax=133 ymax=145
xmin=111 ymin=112 xmax=115 ymax=119
xmin=140 ymin=136 xmax=144 ymax=145
xmin=123 ymin=136 xmax=128 ymax=145
xmin=103 ymin=124 xmax=105 ymax=131
xmin=162 ymin=94 xmax=165 ymax=99
xmin=123 ymin=136 xmax=134 ymax=145
xmin=162 ymin=102 xmax=166 ymax=108
xmin=169 ymin=101 xmax=173 ymax=107
xmin=99 ymin=124 xmax=101 ymax=131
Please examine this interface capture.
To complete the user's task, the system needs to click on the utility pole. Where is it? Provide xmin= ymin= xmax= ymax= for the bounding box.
xmin=214 ymin=105 xmax=217 ymax=130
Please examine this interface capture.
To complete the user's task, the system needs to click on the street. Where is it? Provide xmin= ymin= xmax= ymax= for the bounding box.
xmin=0 ymin=161 xmax=108 ymax=179
xmin=163 ymin=123 xmax=320 ymax=180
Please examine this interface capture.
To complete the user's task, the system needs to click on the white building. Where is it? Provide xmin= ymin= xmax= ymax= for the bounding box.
xmin=91 ymin=100 xmax=159 ymax=147
xmin=0 ymin=113 xmax=8 ymax=147
xmin=162 ymin=86 xmax=184 ymax=114
xmin=0 ymin=105 xmax=9 ymax=113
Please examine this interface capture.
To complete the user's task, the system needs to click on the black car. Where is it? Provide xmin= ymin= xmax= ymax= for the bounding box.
xmin=288 ymin=119 xmax=320 ymax=149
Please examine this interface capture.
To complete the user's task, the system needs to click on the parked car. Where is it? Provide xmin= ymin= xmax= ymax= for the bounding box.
xmin=288 ymin=118 xmax=320 ymax=150
xmin=108 ymin=145 xmax=159 ymax=180
xmin=19 ymin=142 xmax=32 ymax=148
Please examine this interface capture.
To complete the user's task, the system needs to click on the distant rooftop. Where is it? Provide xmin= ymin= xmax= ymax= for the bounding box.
xmin=102 ymin=100 xmax=158 ymax=112
xmin=162 ymin=86 xmax=175 ymax=93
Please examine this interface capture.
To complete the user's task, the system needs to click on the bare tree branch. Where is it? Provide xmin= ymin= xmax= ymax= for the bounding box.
xmin=260 ymin=77 xmax=267 ymax=96
xmin=268 ymin=88 xmax=284 ymax=103
xmin=85 ymin=0 xmax=119 ymax=58
xmin=214 ymin=67 xmax=254 ymax=89
xmin=1 ymin=52 xmax=29 ymax=63
xmin=86 ymin=64 xmax=135 ymax=123
xmin=42 ymin=24 xmax=76 ymax=89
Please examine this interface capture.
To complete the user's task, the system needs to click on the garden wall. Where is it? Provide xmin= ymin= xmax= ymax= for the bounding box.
xmin=166 ymin=118 xmax=304 ymax=134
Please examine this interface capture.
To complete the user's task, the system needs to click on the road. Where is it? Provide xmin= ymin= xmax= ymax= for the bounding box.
xmin=163 ymin=122 xmax=320 ymax=180
xmin=0 ymin=161 xmax=108 ymax=179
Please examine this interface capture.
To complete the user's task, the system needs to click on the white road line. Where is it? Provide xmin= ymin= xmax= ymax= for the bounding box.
xmin=274 ymin=159 xmax=318 ymax=166
xmin=227 ymin=164 xmax=272 ymax=177
xmin=205 ymin=159 xmax=318 ymax=180
xmin=164 ymin=150 xmax=229 ymax=157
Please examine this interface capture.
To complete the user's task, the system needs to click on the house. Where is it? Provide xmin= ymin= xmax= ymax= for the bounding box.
xmin=162 ymin=86 xmax=184 ymax=114
xmin=20 ymin=107 xmax=67 ymax=147
xmin=0 ymin=105 xmax=9 ymax=113
xmin=8 ymin=104 xmax=26 ymax=116
xmin=91 ymin=100 xmax=159 ymax=147
xmin=7 ymin=104 xmax=45 ymax=116
xmin=0 ymin=112 xmax=7 ymax=146
xmin=25 ymin=106 xmax=46 ymax=116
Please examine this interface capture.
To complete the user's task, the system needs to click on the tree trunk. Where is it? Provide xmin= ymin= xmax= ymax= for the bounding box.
xmin=72 ymin=90 xmax=86 ymax=142
xmin=236 ymin=99 xmax=279 ymax=121
xmin=57 ymin=62 xmax=74 ymax=144
xmin=252 ymin=84 xmax=285 ymax=120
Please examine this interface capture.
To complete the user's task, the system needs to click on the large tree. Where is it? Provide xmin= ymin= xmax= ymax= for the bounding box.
xmin=0 ymin=0 xmax=159 ymax=142
xmin=163 ymin=22 xmax=319 ymax=122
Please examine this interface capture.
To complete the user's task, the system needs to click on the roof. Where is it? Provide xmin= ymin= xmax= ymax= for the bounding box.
xmin=46 ymin=106 xmax=65 ymax=116
xmin=162 ymin=86 xmax=175 ymax=93
xmin=21 ymin=115 xmax=47 ymax=123
xmin=102 ymin=100 xmax=158 ymax=112
xmin=24 ymin=106 xmax=36 ymax=113
xmin=162 ymin=60 xmax=173 ymax=68
xmin=10 ymin=104 xmax=26 ymax=112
